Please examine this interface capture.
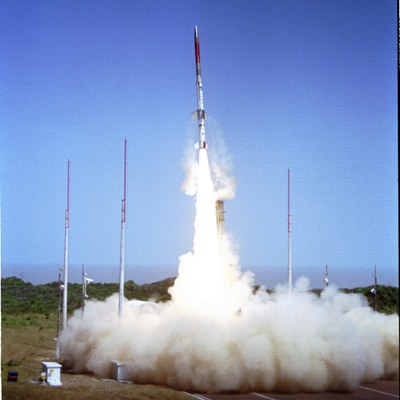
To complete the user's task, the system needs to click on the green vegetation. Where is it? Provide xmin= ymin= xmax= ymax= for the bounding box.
xmin=2 ymin=276 xmax=398 ymax=316
xmin=1 ymin=276 xmax=174 ymax=317
xmin=341 ymin=285 xmax=399 ymax=315
xmin=307 ymin=285 xmax=398 ymax=315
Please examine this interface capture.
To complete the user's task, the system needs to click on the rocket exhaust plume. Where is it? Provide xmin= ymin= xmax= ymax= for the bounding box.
xmin=60 ymin=28 xmax=398 ymax=393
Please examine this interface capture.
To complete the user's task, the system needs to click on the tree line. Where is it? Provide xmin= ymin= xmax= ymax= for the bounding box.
xmin=1 ymin=276 xmax=398 ymax=315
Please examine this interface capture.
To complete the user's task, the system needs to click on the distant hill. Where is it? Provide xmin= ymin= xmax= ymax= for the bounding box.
xmin=1 ymin=276 xmax=398 ymax=315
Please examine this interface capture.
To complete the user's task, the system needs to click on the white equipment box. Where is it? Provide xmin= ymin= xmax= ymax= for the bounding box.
xmin=42 ymin=361 xmax=62 ymax=386
xmin=111 ymin=360 xmax=131 ymax=383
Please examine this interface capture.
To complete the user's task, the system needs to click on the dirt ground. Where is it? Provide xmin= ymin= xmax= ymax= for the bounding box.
xmin=2 ymin=376 xmax=189 ymax=400
xmin=1 ymin=313 xmax=188 ymax=399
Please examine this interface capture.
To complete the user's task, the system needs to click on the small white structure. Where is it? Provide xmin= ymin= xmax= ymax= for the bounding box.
xmin=42 ymin=361 xmax=62 ymax=386
xmin=111 ymin=361 xmax=131 ymax=383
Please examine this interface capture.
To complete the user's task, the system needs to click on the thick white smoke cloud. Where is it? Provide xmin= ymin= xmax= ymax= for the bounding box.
xmin=60 ymin=283 xmax=398 ymax=393
xmin=60 ymin=148 xmax=399 ymax=393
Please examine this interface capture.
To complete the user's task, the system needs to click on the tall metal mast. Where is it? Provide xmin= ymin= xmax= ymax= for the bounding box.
xmin=288 ymin=168 xmax=292 ymax=292
xmin=55 ymin=266 xmax=62 ymax=358
xmin=118 ymin=139 xmax=127 ymax=319
xmin=62 ymin=160 xmax=70 ymax=329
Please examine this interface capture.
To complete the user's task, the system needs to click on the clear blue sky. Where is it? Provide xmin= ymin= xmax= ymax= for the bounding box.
xmin=1 ymin=1 xmax=397 ymax=278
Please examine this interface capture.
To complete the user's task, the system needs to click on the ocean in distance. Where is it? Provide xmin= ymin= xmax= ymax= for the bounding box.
xmin=1 ymin=263 xmax=398 ymax=289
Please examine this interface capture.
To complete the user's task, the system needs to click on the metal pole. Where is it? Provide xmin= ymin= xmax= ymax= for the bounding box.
xmin=118 ymin=140 xmax=127 ymax=319
xmin=82 ymin=264 xmax=85 ymax=316
xmin=373 ymin=265 xmax=377 ymax=311
xmin=288 ymin=168 xmax=292 ymax=292
xmin=55 ymin=267 xmax=62 ymax=358
xmin=62 ymin=160 xmax=70 ymax=329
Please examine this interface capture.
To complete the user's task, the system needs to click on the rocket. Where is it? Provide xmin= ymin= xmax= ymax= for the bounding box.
xmin=194 ymin=26 xmax=207 ymax=149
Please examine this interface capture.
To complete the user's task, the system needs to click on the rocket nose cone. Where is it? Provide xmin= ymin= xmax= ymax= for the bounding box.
xmin=194 ymin=26 xmax=198 ymax=38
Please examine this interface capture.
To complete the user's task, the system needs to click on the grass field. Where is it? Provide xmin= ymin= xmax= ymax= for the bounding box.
xmin=1 ymin=313 xmax=188 ymax=400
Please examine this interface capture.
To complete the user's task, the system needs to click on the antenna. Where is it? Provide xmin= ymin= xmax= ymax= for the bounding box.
xmin=324 ymin=264 xmax=329 ymax=288
xmin=288 ymin=168 xmax=292 ymax=292
xmin=82 ymin=264 xmax=92 ymax=316
xmin=118 ymin=139 xmax=127 ymax=319
xmin=372 ymin=265 xmax=378 ymax=311
xmin=62 ymin=160 xmax=70 ymax=329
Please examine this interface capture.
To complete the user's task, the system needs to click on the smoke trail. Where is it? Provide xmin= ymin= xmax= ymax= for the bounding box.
xmin=181 ymin=147 xmax=198 ymax=196
xmin=60 ymin=148 xmax=398 ymax=393
xmin=181 ymin=125 xmax=237 ymax=201
xmin=171 ymin=149 xmax=250 ymax=317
